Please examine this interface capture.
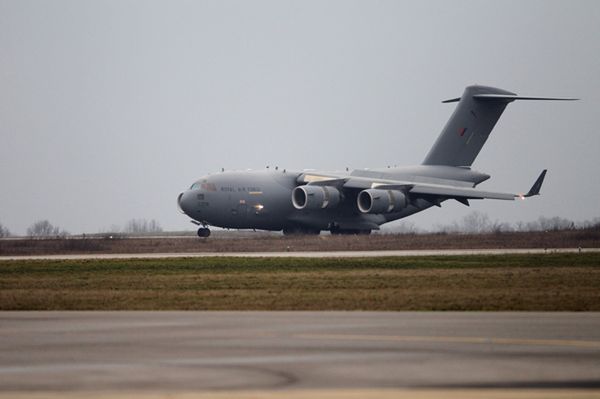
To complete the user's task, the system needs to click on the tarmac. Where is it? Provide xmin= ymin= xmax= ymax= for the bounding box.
xmin=1 ymin=247 xmax=598 ymax=260
xmin=1 ymin=312 xmax=600 ymax=398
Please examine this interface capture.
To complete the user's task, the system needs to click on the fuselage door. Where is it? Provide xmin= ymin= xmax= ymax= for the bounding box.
xmin=230 ymin=200 xmax=248 ymax=227
xmin=237 ymin=202 xmax=248 ymax=217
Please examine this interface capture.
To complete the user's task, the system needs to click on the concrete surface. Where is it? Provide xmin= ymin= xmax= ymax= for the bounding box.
xmin=1 ymin=247 xmax=598 ymax=260
xmin=1 ymin=311 xmax=600 ymax=398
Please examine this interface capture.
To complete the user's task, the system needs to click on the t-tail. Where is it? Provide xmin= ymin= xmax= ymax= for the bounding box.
xmin=422 ymin=85 xmax=577 ymax=167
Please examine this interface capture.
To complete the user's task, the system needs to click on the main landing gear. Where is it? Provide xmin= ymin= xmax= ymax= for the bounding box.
xmin=282 ymin=227 xmax=320 ymax=236
xmin=330 ymin=227 xmax=371 ymax=235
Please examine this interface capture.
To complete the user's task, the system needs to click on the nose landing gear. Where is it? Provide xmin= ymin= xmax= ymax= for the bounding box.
xmin=197 ymin=227 xmax=211 ymax=238
xmin=191 ymin=220 xmax=211 ymax=238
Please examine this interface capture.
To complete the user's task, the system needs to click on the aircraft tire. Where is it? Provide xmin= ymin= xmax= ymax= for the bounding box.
xmin=282 ymin=227 xmax=320 ymax=236
xmin=197 ymin=228 xmax=211 ymax=238
xmin=331 ymin=228 xmax=371 ymax=235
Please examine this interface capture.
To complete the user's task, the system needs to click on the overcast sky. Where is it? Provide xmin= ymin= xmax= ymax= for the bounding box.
xmin=1 ymin=0 xmax=599 ymax=235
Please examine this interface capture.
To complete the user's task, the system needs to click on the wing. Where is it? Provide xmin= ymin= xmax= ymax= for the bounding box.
xmin=408 ymin=184 xmax=514 ymax=200
xmin=297 ymin=170 xmax=547 ymax=203
xmin=372 ymin=170 xmax=547 ymax=202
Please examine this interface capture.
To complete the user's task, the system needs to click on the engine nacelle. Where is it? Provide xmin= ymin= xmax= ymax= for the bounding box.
xmin=357 ymin=189 xmax=408 ymax=214
xmin=292 ymin=185 xmax=341 ymax=210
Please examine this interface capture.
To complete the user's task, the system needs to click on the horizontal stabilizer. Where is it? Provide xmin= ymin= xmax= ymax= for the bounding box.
xmin=473 ymin=94 xmax=579 ymax=102
xmin=443 ymin=94 xmax=578 ymax=103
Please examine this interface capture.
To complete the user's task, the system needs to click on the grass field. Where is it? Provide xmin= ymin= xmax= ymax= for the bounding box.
xmin=1 ymin=253 xmax=600 ymax=311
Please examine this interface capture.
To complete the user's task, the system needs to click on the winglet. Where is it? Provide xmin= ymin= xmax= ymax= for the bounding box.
xmin=522 ymin=169 xmax=547 ymax=198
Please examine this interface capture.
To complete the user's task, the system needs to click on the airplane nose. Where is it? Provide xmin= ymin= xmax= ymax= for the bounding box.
xmin=177 ymin=192 xmax=186 ymax=214
xmin=177 ymin=191 xmax=195 ymax=216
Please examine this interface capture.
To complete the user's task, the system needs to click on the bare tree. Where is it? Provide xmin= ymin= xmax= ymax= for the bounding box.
xmin=461 ymin=211 xmax=492 ymax=234
xmin=394 ymin=221 xmax=421 ymax=234
xmin=514 ymin=221 xmax=527 ymax=232
xmin=123 ymin=219 xmax=163 ymax=234
xmin=380 ymin=221 xmax=422 ymax=234
xmin=0 ymin=222 xmax=10 ymax=238
xmin=438 ymin=213 xmax=593 ymax=233
xmin=582 ymin=217 xmax=600 ymax=231
xmin=490 ymin=220 xmax=514 ymax=234
xmin=434 ymin=220 xmax=460 ymax=234
xmin=148 ymin=219 xmax=162 ymax=233
xmin=530 ymin=216 xmax=575 ymax=231
xmin=27 ymin=220 xmax=67 ymax=238
xmin=436 ymin=211 xmax=496 ymax=234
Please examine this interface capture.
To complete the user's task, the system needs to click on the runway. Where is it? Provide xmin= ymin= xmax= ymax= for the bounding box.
xmin=1 ymin=247 xmax=598 ymax=261
xmin=1 ymin=312 xmax=600 ymax=398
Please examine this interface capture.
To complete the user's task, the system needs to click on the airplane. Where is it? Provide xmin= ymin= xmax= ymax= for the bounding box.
xmin=178 ymin=85 xmax=576 ymax=237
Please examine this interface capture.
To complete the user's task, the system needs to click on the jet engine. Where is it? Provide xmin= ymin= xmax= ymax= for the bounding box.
xmin=357 ymin=189 xmax=408 ymax=214
xmin=292 ymin=185 xmax=341 ymax=210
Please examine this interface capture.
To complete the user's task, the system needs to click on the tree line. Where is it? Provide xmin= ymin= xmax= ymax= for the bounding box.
xmin=0 ymin=218 xmax=163 ymax=238
xmin=1 ymin=213 xmax=599 ymax=238
xmin=382 ymin=212 xmax=600 ymax=235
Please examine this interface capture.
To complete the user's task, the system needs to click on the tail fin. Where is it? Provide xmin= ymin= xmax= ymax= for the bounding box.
xmin=422 ymin=85 xmax=577 ymax=167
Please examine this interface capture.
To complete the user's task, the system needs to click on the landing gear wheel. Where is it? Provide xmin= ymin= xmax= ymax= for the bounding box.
xmin=330 ymin=227 xmax=371 ymax=235
xmin=197 ymin=227 xmax=211 ymax=238
xmin=282 ymin=227 xmax=320 ymax=236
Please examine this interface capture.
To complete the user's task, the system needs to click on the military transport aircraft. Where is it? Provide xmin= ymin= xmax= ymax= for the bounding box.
xmin=178 ymin=85 xmax=576 ymax=237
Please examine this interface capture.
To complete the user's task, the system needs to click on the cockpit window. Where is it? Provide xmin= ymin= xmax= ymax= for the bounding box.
xmin=190 ymin=179 xmax=215 ymax=191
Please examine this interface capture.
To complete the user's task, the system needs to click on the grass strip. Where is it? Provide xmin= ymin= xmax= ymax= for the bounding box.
xmin=1 ymin=253 xmax=599 ymax=311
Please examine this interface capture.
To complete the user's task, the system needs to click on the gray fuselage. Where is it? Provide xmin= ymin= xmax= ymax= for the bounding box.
xmin=177 ymin=166 xmax=489 ymax=233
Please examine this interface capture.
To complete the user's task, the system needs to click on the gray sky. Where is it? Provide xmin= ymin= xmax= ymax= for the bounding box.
xmin=1 ymin=0 xmax=599 ymax=235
